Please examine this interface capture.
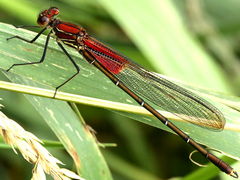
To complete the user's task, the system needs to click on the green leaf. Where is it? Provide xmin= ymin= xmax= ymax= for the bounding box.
xmin=5 ymin=73 xmax=113 ymax=180
xmin=0 ymin=21 xmax=239 ymax=176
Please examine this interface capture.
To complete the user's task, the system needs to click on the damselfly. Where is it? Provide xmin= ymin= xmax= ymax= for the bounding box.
xmin=6 ymin=7 xmax=238 ymax=178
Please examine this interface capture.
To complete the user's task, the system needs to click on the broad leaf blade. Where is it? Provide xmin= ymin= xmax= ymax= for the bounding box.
xmin=0 ymin=23 xmax=239 ymax=162
xmin=5 ymin=72 xmax=113 ymax=180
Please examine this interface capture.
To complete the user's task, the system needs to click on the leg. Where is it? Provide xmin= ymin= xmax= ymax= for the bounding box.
xmin=6 ymin=27 xmax=47 ymax=43
xmin=53 ymin=42 xmax=80 ymax=97
xmin=13 ymin=25 xmax=40 ymax=28
xmin=6 ymin=30 xmax=52 ymax=72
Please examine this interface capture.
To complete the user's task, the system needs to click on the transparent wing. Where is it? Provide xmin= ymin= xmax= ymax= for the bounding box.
xmin=85 ymin=37 xmax=225 ymax=130
xmin=116 ymin=64 xmax=225 ymax=130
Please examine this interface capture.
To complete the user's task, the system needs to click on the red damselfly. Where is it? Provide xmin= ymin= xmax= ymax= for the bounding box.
xmin=6 ymin=7 xmax=238 ymax=178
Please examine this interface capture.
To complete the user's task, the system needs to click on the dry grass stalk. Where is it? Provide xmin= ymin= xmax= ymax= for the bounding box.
xmin=0 ymin=111 xmax=85 ymax=180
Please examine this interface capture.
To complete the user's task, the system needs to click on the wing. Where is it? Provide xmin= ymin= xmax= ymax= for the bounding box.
xmin=84 ymin=36 xmax=225 ymax=130
xmin=116 ymin=64 xmax=225 ymax=130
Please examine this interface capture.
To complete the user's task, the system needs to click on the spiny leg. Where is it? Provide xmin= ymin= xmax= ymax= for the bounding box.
xmin=6 ymin=29 xmax=52 ymax=72
xmin=12 ymin=25 xmax=40 ymax=29
xmin=53 ymin=42 xmax=80 ymax=97
xmin=7 ymin=27 xmax=47 ymax=43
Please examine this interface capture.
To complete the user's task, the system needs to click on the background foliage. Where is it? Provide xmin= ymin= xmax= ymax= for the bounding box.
xmin=0 ymin=0 xmax=240 ymax=180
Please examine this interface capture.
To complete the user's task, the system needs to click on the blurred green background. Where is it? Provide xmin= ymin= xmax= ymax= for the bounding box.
xmin=0 ymin=0 xmax=240 ymax=180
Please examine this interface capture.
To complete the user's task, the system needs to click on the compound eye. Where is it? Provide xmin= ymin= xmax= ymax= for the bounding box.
xmin=37 ymin=15 xmax=50 ymax=27
xmin=48 ymin=7 xmax=59 ymax=16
